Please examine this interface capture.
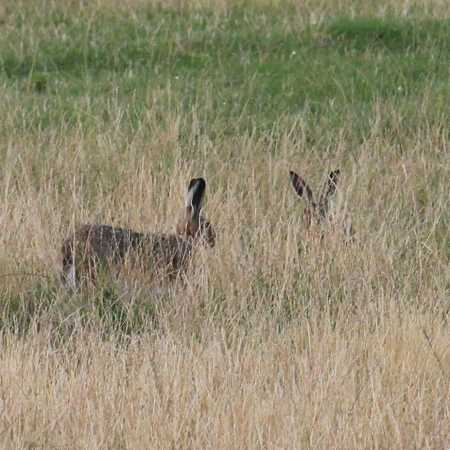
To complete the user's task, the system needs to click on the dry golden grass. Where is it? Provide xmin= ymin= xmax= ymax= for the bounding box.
xmin=1 ymin=106 xmax=449 ymax=447
xmin=2 ymin=315 xmax=450 ymax=449
xmin=1 ymin=0 xmax=450 ymax=448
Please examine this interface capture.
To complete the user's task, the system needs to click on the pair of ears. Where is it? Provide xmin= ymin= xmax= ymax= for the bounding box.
xmin=289 ymin=170 xmax=340 ymax=207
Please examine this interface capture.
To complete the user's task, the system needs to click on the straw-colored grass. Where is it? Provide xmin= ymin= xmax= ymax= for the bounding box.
xmin=0 ymin=1 xmax=449 ymax=448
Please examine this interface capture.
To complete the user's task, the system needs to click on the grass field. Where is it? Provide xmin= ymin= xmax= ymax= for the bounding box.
xmin=1 ymin=0 xmax=450 ymax=448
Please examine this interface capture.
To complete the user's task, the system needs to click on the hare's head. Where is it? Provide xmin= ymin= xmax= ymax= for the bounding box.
xmin=289 ymin=169 xmax=342 ymax=231
xmin=176 ymin=177 xmax=215 ymax=247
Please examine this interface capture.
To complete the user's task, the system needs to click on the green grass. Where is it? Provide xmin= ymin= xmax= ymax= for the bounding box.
xmin=1 ymin=7 xmax=450 ymax=140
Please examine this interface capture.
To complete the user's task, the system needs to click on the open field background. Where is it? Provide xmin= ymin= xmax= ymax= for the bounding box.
xmin=1 ymin=0 xmax=450 ymax=448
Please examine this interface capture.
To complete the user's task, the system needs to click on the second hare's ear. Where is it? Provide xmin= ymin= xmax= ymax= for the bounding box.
xmin=289 ymin=170 xmax=314 ymax=205
xmin=318 ymin=169 xmax=340 ymax=219
xmin=327 ymin=170 xmax=340 ymax=195
xmin=185 ymin=178 xmax=206 ymax=219
xmin=319 ymin=170 xmax=340 ymax=204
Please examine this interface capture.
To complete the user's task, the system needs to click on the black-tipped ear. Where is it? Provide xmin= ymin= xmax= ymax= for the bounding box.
xmin=289 ymin=170 xmax=314 ymax=205
xmin=187 ymin=178 xmax=198 ymax=191
xmin=186 ymin=178 xmax=206 ymax=214
xmin=322 ymin=169 xmax=340 ymax=200
xmin=317 ymin=169 xmax=340 ymax=220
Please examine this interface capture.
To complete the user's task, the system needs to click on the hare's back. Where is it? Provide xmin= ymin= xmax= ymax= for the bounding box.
xmin=67 ymin=224 xmax=146 ymax=260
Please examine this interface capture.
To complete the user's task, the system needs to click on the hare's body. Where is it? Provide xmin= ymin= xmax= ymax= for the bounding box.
xmin=62 ymin=225 xmax=194 ymax=285
xmin=62 ymin=178 xmax=214 ymax=288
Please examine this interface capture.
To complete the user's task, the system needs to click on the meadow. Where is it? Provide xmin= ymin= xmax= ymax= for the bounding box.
xmin=1 ymin=0 xmax=450 ymax=448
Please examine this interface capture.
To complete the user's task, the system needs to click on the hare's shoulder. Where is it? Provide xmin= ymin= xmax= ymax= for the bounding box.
xmin=144 ymin=232 xmax=192 ymax=252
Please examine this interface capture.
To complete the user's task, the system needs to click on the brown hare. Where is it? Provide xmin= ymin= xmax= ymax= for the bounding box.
xmin=62 ymin=177 xmax=215 ymax=288
xmin=289 ymin=169 xmax=354 ymax=239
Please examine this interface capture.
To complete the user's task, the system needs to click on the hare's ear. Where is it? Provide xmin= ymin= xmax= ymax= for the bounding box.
xmin=185 ymin=177 xmax=206 ymax=220
xmin=318 ymin=169 xmax=340 ymax=218
xmin=289 ymin=170 xmax=314 ymax=206
xmin=319 ymin=170 xmax=340 ymax=203
xmin=326 ymin=170 xmax=340 ymax=196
